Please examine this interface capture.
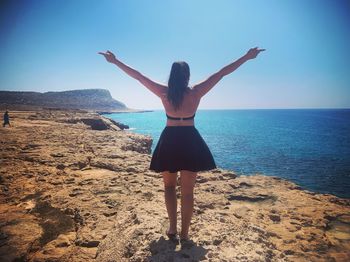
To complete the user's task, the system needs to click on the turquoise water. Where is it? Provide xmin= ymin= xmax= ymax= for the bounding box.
xmin=105 ymin=109 xmax=350 ymax=198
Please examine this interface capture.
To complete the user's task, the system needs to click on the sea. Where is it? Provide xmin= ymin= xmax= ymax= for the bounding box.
xmin=104 ymin=109 xmax=350 ymax=199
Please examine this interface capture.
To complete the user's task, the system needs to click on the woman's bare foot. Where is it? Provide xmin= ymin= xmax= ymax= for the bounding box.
xmin=166 ymin=229 xmax=178 ymax=242
xmin=180 ymin=233 xmax=189 ymax=241
xmin=180 ymin=238 xmax=195 ymax=249
xmin=166 ymin=229 xmax=177 ymax=236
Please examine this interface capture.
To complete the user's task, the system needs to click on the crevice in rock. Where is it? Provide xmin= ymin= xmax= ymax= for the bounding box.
xmin=226 ymin=194 xmax=277 ymax=202
xmin=30 ymin=200 xmax=75 ymax=247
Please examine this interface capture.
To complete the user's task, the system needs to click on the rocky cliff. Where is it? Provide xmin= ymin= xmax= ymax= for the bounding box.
xmin=0 ymin=89 xmax=127 ymax=111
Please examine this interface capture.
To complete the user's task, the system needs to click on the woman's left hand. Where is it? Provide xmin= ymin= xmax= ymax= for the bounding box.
xmin=98 ymin=50 xmax=117 ymax=63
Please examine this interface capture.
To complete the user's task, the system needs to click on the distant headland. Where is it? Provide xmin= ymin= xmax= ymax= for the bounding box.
xmin=0 ymin=89 xmax=140 ymax=113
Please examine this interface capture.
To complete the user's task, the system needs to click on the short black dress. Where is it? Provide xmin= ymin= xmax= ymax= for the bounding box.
xmin=149 ymin=114 xmax=216 ymax=173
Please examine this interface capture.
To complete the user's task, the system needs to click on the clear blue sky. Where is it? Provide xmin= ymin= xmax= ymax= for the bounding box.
xmin=1 ymin=0 xmax=349 ymax=109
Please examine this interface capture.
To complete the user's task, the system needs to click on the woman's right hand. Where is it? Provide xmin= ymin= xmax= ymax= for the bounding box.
xmin=98 ymin=50 xmax=117 ymax=64
xmin=245 ymin=47 xmax=265 ymax=60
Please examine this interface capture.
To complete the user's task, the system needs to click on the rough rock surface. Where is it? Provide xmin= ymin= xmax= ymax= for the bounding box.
xmin=0 ymin=110 xmax=349 ymax=262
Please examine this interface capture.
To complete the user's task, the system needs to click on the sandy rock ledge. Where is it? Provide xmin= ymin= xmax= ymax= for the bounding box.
xmin=0 ymin=110 xmax=349 ymax=262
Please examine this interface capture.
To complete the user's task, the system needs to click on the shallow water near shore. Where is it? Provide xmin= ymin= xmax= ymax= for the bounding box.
xmin=106 ymin=109 xmax=350 ymax=198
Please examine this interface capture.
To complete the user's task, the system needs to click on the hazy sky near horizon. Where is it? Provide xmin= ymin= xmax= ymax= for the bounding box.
xmin=1 ymin=0 xmax=349 ymax=109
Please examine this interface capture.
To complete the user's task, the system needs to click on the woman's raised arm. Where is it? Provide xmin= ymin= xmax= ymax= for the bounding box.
xmin=193 ymin=47 xmax=265 ymax=98
xmin=99 ymin=51 xmax=167 ymax=97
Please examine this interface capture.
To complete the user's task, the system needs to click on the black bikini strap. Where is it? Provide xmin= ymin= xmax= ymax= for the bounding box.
xmin=166 ymin=113 xmax=196 ymax=120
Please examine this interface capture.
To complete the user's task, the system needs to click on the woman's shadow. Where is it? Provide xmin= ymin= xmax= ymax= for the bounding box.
xmin=146 ymin=236 xmax=208 ymax=261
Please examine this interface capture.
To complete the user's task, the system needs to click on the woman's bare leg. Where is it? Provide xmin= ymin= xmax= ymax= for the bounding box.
xmin=179 ymin=170 xmax=197 ymax=240
xmin=162 ymin=171 xmax=178 ymax=234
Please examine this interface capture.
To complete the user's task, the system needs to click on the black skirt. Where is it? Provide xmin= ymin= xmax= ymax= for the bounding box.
xmin=149 ymin=126 xmax=216 ymax=173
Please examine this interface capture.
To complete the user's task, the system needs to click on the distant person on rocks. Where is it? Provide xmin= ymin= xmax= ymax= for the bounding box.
xmin=3 ymin=110 xmax=10 ymax=127
xmin=99 ymin=47 xmax=264 ymax=244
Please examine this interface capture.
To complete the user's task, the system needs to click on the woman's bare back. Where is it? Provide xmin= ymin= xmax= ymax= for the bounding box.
xmin=159 ymin=88 xmax=201 ymax=126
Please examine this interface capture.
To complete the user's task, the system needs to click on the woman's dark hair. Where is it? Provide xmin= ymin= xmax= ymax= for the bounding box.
xmin=167 ymin=61 xmax=190 ymax=110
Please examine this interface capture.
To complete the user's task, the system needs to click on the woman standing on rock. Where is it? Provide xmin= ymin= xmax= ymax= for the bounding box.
xmin=99 ymin=48 xmax=264 ymax=243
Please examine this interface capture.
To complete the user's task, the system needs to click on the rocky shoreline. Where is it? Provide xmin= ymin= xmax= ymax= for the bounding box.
xmin=0 ymin=110 xmax=349 ymax=261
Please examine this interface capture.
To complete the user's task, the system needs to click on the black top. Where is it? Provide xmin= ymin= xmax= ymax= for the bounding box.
xmin=166 ymin=113 xmax=196 ymax=120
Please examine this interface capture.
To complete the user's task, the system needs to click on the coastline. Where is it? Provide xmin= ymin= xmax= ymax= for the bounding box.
xmin=96 ymin=108 xmax=154 ymax=115
xmin=0 ymin=109 xmax=349 ymax=261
